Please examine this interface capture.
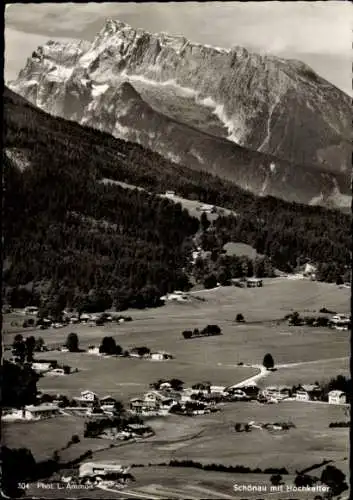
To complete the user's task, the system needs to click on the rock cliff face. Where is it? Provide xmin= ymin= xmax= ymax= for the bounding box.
xmin=10 ymin=19 xmax=351 ymax=208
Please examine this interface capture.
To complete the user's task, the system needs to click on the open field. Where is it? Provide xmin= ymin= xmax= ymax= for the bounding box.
xmin=101 ymin=178 xmax=237 ymax=220
xmin=23 ymin=468 xmax=312 ymax=500
xmin=70 ymin=402 xmax=347 ymax=472
xmin=257 ymin=357 xmax=349 ymax=388
xmin=223 ymin=242 xmax=262 ymax=259
xmin=3 ymin=278 xmax=350 ymax=497
xmin=30 ymin=353 xmax=256 ymax=402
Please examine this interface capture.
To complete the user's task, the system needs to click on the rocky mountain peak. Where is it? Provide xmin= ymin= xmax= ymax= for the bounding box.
xmin=10 ymin=19 xmax=351 ymax=209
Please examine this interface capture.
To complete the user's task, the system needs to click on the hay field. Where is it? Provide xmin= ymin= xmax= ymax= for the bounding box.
xmin=4 ymin=279 xmax=350 ymax=368
xmin=82 ymin=402 xmax=348 ymax=473
xmin=223 ymin=242 xmax=262 ymax=259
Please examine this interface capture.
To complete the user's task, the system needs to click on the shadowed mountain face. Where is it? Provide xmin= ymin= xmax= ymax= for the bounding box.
xmin=10 ymin=19 xmax=351 ymax=209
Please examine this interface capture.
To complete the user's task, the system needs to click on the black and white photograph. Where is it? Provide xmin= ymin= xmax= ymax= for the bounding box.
xmin=2 ymin=1 xmax=351 ymax=498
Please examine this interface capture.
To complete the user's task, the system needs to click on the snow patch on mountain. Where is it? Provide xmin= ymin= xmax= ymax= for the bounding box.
xmin=113 ymin=122 xmax=131 ymax=139
xmin=91 ymin=83 xmax=109 ymax=97
xmin=119 ymin=71 xmax=242 ymax=143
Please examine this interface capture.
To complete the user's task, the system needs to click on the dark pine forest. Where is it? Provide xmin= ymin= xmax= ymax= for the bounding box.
xmin=3 ymin=87 xmax=351 ymax=311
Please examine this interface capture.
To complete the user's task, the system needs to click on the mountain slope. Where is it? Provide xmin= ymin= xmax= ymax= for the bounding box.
xmin=10 ymin=19 xmax=351 ymax=209
xmin=3 ymin=87 xmax=199 ymax=310
xmin=3 ymin=88 xmax=351 ymax=304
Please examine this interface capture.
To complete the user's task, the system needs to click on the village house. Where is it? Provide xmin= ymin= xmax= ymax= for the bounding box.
xmin=46 ymin=368 xmax=66 ymax=376
xmin=262 ymin=386 xmax=291 ymax=400
xmin=160 ymin=291 xmax=189 ymax=302
xmin=129 ymin=398 xmax=145 ymax=414
xmin=199 ymin=203 xmax=213 ymax=213
xmin=328 ymin=390 xmax=347 ymax=405
xmin=31 ymin=362 xmax=53 ymax=374
xmin=2 ymin=404 xmax=61 ymax=422
xmin=227 ymin=388 xmax=250 ymax=401
xmin=295 ymin=384 xmax=322 ymax=401
xmin=246 ymin=278 xmax=263 ymax=288
xmin=129 ymin=390 xmax=178 ymax=415
xmin=24 ymin=306 xmax=39 ymax=315
xmin=303 ymin=262 xmax=317 ymax=280
xmin=73 ymin=390 xmax=100 ymax=407
xmin=87 ymin=346 xmax=100 ymax=355
xmin=210 ymin=385 xmax=228 ymax=395
xmin=329 ymin=315 xmax=350 ymax=331
xmin=150 ymin=351 xmax=174 ymax=361
xmin=79 ymin=462 xmax=131 ymax=480
xmin=126 ymin=423 xmax=153 ymax=437
xmin=100 ymin=396 xmax=117 ymax=411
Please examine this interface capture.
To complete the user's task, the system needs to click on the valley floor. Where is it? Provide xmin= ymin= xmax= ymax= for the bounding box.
xmin=3 ymin=278 xmax=350 ymax=498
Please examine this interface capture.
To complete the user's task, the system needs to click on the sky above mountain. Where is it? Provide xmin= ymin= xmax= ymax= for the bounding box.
xmin=5 ymin=1 xmax=352 ymax=95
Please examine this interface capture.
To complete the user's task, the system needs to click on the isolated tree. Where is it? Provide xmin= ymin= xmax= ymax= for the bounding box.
xmin=320 ymin=465 xmax=348 ymax=497
xmin=203 ymin=274 xmax=218 ymax=289
xmin=65 ymin=332 xmax=79 ymax=352
xmin=200 ymin=212 xmax=211 ymax=232
xmin=34 ymin=337 xmax=45 ymax=352
xmin=115 ymin=344 xmax=123 ymax=356
xmin=136 ymin=346 xmax=150 ymax=357
xmin=99 ymin=336 xmax=117 ymax=355
xmin=182 ymin=330 xmax=193 ymax=339
xmin=25 ymin=336 xmax=36 ymax=362
xmin=263 ymin=353 xmax=275 ymax=370
xmin=202 ymin=324 xmax=221 ymax=336
xmin=2 ymin=361 xmax=39 ymax=408
xmin=270 ymin=474 xmax=283 ymax=486
xmin=113 ymin=401 xmax=125 ymax=416
xmin=169 ymin=379 xmax=184 ymax=391
xmin=294 ymin=474 xmax=316 ymax=487
xmin=1 ymin=446 xmax=36 ymax=498
xmin=12 ymin=335 xmax=26 ymax=363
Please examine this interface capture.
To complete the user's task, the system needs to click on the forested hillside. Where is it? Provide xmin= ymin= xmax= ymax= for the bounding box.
xmin=3 ymin=87 xmax=351 ymax=311
xmin=4 ymin=89 xmax=199 ymax=310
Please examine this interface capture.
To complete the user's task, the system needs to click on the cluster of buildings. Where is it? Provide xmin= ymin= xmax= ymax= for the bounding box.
xmin=87 ymin=345 xmax=173 ymax=361
xmin=7 ymin=355 xmax=75 ymax=377
xmin=329 ymin=314 xmax=351 ymax=331
xmin=30 ymin=359 xmax=74 ymax=376
xmin=58 ymin=462 xmax=133 ymax=489
xmin=160 ymin=291 xmax=190 ymax=302
xmin=129 ymin=383 xmax=260 ymax=417
xmin=2 ymin=403 xmax=62 ymax=422
xmin=236 ymin=421 xmax=296 ymax=432
xmin=258 ymin=384 xmax=347 ymax=405
xmin=20 ymin=306 xmax=131 ymax=330
xmin=231 ymin=277 xmax=263 ymax=288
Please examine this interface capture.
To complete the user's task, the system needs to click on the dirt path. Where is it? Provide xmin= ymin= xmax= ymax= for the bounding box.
xmin=227 ymin=356 xmax=350 ymax=389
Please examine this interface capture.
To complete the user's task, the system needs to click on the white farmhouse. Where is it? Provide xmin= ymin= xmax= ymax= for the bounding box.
xmin=328 ymin=390 xmax=346 ymax=405
xmin=295 ymin=384 xmax=322 ymax=401
xmin=2 ymin=404 xmax=60 ymax=421
xmin=31 ymin=362 xmax=53 ymax=374
xmin=150 ymin=352 xmax=173 ymax=361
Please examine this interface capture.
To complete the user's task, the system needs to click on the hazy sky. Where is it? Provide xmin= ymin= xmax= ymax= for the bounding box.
xmin=5 ymin=1 xmax=352 ymax=95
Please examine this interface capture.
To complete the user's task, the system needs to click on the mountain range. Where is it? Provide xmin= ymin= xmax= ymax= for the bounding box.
xmin=9 ymin=19 xmax=351 ymax=209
